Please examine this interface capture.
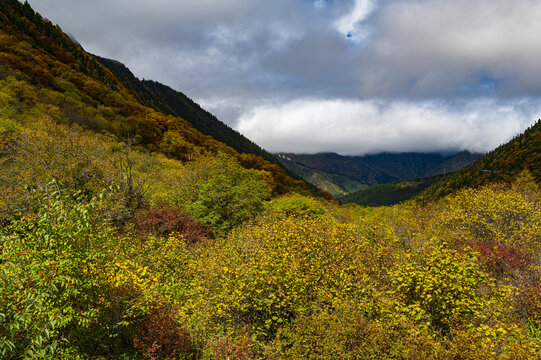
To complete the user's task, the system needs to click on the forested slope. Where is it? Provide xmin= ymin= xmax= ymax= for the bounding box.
xmin=94 ymin=56 xmax=284 ymax=166
xmin=0 ymin=0 xmax=306 ymax=195
xmin=424 ymin=120 xmax=541 ymax=198
xmin=340 ymin=175 xmax=445 ymax=206
xmin=277 ymin=151 xmax=481 ymax=196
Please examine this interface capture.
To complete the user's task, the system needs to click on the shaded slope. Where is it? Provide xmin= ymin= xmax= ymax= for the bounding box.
xmin=423 ymin=151 xmax=483 ymax=177
xmin=275 ymin=153 xmax=366 ymax=195
xmin=340 ymin=175 xmax=445 ymax=207
xmin=276 ymin=151 xmax=481 ymax=196
xmin=276 ymin=152 xmax=397 ymax=187
xmin=361 ymin=153 xmax=448 ymax=180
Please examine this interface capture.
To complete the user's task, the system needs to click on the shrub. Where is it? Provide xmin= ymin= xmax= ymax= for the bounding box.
xmin=131 ymin=305 xmax=196 ymax=360
xmin=275 ymin=309 xmax=436 ymax=360
xmin=438 ymin=185 xmax=541 ymax=253
xmin=179 ymin=153 xmax=271 ymax=234
xmin=475 ymin=241 xmax=532 ymax=279
xmin=134 ymin=205 xmax=207 ymax=244
xmin=264 ymin=193 xmax=326 ymax=218
xmin=518 ymin=278 xmax=541 ymax=326
xmin=391 ymin=245 xmax=495 ymax=334
xmin=0 ymin=184 xmax=112 ymax=358
xmin=209 ymin=327 xmax=260 ymax=360
xmin=187 ymin=214 xmax=372 ymax=340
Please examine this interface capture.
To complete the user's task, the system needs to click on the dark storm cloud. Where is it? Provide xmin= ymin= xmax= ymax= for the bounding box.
xmin=26 ymin=0 xmax=541 ymax=154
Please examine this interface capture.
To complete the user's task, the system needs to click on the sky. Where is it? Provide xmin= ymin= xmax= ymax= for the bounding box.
xmin=27 ymin=0 xmax=541 ymax=155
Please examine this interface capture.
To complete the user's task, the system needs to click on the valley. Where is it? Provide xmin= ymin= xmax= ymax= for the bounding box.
xmin=1 ymin=1 xmax=540 ymax=359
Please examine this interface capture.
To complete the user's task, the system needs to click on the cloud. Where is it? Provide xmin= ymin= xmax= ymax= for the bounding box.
xmin=27 ymin=0 xmax=358 ymax=98
xmin=237 ymin=98 xmax=539 ymax=155
xmin=334 ymin=0 xmax=375 ymax=41
xmin=26 ymin=0 xmax=541 ymax=154
xmin=360 ymin=0 xmax=541 ymax=97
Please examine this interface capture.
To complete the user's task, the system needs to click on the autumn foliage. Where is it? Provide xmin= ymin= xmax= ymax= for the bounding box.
xmin=1 ymin=0 xmax=541 ymax=358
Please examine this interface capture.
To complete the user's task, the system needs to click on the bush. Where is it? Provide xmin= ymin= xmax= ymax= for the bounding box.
xmin=130 ymin=305 xmax=196 ymax=360
xmin=475 ymin=241 xmax=532 ymax=279
xmin=187 ymin=214 xmax=373 ymax=341
xmin=209 ymin=327 xmax=260 ymax=360
xmin=391 ymin=245 xmax=496 ymax=334
xmin=264 ymin=193 xmax=326 ymax=218
xmin=178 ymin=153 xmax=271 ymax=234
xmin=0 ymin=184 xmax=112 ymax=358
xmin=134 ymin=205 xmax=207 ymax=244
xmin=438 ymin=185 xmax=541 ymax=253
xmin=275 ymin=309 xmax=436 ymax=360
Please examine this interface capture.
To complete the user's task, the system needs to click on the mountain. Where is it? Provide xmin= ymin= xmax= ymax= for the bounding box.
xmin=360 ymin=153 xmax=451 ymax=180
xmin=94 ymin=56 xmax=281 ymax=167
xmin=0 ymin=0 xmax=306 ymax=194
xmin=276 ymin=151 xmax=481 ymax=196
xmin=275 ymin=152 xmax=398 ymax=193
xmin=275 ymin=153 xmax=369 ymax=196
xmin=423 ymin=151 xmax=483 ymax=177
xmin=422 ymin=120 xmax=541 ymax=198
xmin=340 ymin=175 xmax=446 ymax=207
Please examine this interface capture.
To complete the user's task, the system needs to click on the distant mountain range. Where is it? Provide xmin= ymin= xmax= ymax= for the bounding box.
xmin=340 ymin=175 xmax=446 ymax=207
xmin=337 ymin=120 xmax=541 ymax=206
xmin=275 ymin=151 xmax=482 ymax=196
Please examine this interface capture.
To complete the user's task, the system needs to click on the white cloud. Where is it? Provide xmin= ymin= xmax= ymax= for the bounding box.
xmin=361 ymin=0 xmax=541 ymax=96
xmin=237 ymin=98 xmax=539 ymax=155
xmin=334 ymin=0 xmax=375 ymax=41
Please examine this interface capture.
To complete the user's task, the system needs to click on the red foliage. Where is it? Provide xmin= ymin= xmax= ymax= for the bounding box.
xmin=475 ymin=241 xmax=532 ymax=278
xmin=134 ymin=205 xmax=207 ymax=244
xmin=131 ymin=306 xmax=196 ymax=360
xmin=210 ymin=327 xmax=258 ymax=360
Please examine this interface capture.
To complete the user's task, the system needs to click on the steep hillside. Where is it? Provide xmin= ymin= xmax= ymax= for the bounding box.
xmin=94 ymin=56 xmax=282 ymax=166
xmin=275 ymin=153 xmax=367 ymax=195
xmin=423 ymin=151 xmax=483 ymax=177
xmin=361 ymin=153 xmax=449 ymax=180
xmin=276 ymin=152 xmax=397 ymax=188
xmin=0 ymin=0 xmax=305 ymax=194
xmin=423 ymin=120 xmax=541 ymax=198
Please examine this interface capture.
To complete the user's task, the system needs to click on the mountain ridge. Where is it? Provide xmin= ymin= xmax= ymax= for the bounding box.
xmin=276 ymin=150 xmax=482 ymax=196
xmin=94 ymin=56 xmax=281 ymax=166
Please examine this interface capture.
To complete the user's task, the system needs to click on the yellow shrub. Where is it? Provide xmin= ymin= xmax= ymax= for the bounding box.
xmin=186 ymin=214 xmax=388 ymax=339
xmin=437 ymin=185 xmax=541 ymax=253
